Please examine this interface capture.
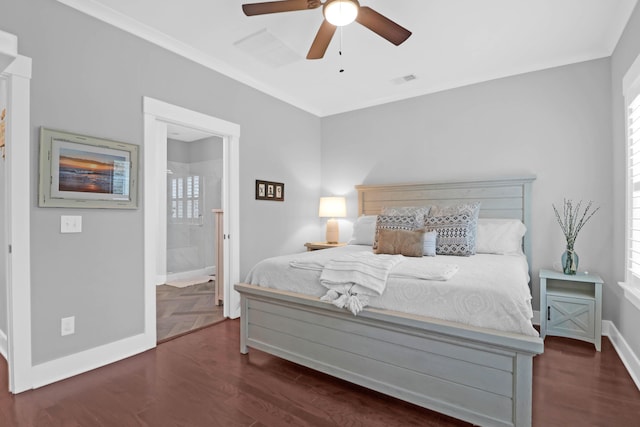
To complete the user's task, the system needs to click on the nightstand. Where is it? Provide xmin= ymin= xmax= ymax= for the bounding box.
xmin=539 ymin=268 xmax=603 ymax=351
xmin=304 ymin=242 xmax=346 ymax=251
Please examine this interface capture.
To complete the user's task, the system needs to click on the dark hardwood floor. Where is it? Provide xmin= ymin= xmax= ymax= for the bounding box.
xmin=1 ymin=320 xmax=639 ymax=426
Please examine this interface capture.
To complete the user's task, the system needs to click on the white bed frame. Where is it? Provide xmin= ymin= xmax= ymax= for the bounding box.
xmin=235 ymin=176 xmax=544 ymax=427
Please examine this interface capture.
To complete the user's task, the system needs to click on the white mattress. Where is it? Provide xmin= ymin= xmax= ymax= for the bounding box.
xmin=245 ymin=245 xmax=538 ymax=337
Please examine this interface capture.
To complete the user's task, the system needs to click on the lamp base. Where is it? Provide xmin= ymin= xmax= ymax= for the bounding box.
xmin=325 ymin=218 xmax=339 ymax=244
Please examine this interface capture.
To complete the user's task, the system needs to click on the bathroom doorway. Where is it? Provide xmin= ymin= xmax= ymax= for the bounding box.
xmin=143 ymin=97 xmax=241 ymax=347
xmin=156 ymin=125 xmax=225 ymax=341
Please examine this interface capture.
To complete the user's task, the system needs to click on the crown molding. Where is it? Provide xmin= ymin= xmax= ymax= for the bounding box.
xmin=55 ymin=0 xmax=322 ymax=116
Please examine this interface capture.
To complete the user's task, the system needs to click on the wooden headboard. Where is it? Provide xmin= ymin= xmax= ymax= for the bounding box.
xmin=355 ymin=176 xmax=536 ymax=271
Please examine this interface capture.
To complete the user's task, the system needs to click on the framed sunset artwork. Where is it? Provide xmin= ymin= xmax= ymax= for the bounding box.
xmin=38 ymin=127 xmax=139 ymax=208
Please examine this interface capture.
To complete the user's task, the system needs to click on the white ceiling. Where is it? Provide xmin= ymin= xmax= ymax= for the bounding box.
xmin=59 ymin=0 xmax=638 ymax=117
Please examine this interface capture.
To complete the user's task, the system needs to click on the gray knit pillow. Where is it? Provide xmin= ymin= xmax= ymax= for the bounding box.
xmin=425 ymin=202 xmax=481 ymax=256
xmin=381 ymin=206 xmax=431 ymax=222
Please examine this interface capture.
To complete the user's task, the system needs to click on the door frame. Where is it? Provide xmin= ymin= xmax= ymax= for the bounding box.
xmin=142 ymin=98 xmax=240 ymax=347
xmin=2 ymin=54 xmax=33 ymax=393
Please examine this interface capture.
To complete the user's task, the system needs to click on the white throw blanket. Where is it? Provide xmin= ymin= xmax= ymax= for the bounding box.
xmin=290 ymin=253 xmax=459 ymax=281
xmin=319 ymin=252 xmax=403 ymax=315
xmin=390 ymin=258 xmax=459 ymax=281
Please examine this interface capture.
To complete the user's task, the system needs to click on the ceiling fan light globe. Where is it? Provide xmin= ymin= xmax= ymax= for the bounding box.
xmin=323 ymin=0 xmax=359 ymax=26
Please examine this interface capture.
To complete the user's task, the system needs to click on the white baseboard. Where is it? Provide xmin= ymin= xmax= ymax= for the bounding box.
xmin=157 ymin=266 xmax=217 ymax=286
xmin=603 ymin=320 xmax=640 ymax=391
xmin=165 ymin=266 xmax=216 ymax=283
xmin=30 ymin=332 xmax=154 ymax=389
xmin=0 ymin=329 xmax=7 ymax=360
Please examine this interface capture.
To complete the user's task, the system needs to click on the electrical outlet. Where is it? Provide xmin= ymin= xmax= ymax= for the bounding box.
xmin=61 ymin=216 xmax=82 ymax=233
xmin=61 ymin=316 xmax=75 ymax=336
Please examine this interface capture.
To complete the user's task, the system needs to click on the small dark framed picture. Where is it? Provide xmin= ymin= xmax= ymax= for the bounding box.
xmin=256 ymin=180 xmax=284 ymax=201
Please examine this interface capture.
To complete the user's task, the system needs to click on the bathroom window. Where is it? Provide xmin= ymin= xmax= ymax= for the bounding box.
xmin=171 ymin=175 xmax=204 ymax=224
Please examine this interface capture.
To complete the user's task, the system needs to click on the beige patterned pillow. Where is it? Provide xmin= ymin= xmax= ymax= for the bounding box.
xmin=374 ymin=228 xmax=425 ymax=257
xmin=373 ymin=214 xmax=423 ymax=251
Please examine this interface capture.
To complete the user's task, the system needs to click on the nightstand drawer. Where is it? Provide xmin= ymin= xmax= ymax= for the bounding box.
xmin=546 ymin=294 xmax=595 ymax=340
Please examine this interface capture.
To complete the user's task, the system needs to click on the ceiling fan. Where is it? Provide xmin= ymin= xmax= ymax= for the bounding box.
xmin=241 ymin=0 xmax=412 ymax=60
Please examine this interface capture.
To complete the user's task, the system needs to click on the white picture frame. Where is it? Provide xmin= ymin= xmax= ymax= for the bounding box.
xmin=38 ymin=127 xmax=139 ymax=209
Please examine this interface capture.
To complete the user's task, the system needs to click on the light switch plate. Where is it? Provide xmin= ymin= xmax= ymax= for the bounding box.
xmin=61 ymin=215 xmax=82 ymax=233
xmin=61 ymin=316 xmax=75 ymax=336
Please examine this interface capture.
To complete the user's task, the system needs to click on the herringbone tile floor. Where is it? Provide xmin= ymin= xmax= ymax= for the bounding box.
xmin=156 ymin=280 xmax=225 ymax=342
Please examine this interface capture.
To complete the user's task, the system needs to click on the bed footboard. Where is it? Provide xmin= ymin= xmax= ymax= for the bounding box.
xmin=235 ymin=283 xmax=543 ymax=427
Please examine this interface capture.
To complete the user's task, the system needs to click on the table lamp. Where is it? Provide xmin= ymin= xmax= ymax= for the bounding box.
xmin=318 ymin=196 xmax=346 ymax=243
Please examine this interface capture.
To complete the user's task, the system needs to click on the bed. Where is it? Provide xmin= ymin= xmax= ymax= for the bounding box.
xmin=234 ymin=176 xmax=544 ymax=427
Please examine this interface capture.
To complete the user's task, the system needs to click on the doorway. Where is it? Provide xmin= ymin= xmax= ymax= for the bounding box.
xmin=142 ymin=97 xmax=240 ymax=347
xmin=157 ymin=126 xmax=225 ymax=341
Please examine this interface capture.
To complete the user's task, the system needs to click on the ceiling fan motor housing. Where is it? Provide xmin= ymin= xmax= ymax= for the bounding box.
xmin=323 ymin=0 xmax=360 ymax=26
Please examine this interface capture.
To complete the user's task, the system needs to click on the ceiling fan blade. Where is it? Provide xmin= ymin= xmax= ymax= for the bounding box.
xmin=242 ymin=0 xmax=313 ymax=16
xmin=355 ymin=6 xmax=412 ymax=46
xmin=306 ymin=20 xmax=337 ymax=59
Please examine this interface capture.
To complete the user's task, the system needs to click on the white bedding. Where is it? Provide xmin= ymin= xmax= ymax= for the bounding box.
xmin=244 ymin=245 xmax=538 ymax=337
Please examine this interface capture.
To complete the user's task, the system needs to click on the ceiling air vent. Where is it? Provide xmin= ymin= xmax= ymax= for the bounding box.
xmin=391 ymin=74 xmax=417 ymax=85
xmin=234 ymin=28 xmax=301 ymax=68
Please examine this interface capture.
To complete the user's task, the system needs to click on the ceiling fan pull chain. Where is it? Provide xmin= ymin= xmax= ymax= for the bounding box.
xmin=339 ymin=26 xmax=345 ymax=73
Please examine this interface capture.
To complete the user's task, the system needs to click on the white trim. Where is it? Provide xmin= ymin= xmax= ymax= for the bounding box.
xmin=154 ymin=120 xmax=168 ymax=289
xmin=143 ymin=97 xmax=241 ymax=329
xmin=603 ymin=320 xmax=640 ymax=391
xmin=619 ymin=281 xmax=640 ymax=311
xmin=0 ymin=29 xmax=17 ymax=73
xmin=165 ymin=266 xmax=216 ymax=284
xmin=618 ymin=51 xmax=640 ymax=309
xmin=0 ymin=329 xmax=7 ymax=359
xmin=2 ymin=54 xmax=33 ymax=393
xmin=224 ymin=127 xmax=241 ymax=319
xmin=30 ymin=333 xmax=150 ymax=389
xmin=622 ymin=52 xmax=640 ymax=310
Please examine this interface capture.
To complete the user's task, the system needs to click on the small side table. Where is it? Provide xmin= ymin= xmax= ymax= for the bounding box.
xmin=539 ymin=268 xmax=603 ymax=351
xmin=304 ymin=242 xmax=346 ymax=251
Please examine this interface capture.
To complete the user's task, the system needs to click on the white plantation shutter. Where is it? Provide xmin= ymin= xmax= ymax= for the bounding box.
xmin=169 ymin=174 xmax=204 ymax=224
xmin=628 ymin=92 xmax=640 ymax=284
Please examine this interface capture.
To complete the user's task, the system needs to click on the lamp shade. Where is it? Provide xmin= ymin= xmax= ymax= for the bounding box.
xmin=323 ymin=0 xmax=359 ymax=26
xmin=318 ymin=196 xmax=346 ymax=218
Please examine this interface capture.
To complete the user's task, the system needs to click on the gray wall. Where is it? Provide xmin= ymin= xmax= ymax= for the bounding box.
xmin=321 ymin=59 xmax=614 ymax=315
xmin=1 ymin=0 xmax=321 ymax=365
xmin=167 ymin=138 xmax=190 ymax=164
xmin=611 ymin=3 xmax=640 ymax=357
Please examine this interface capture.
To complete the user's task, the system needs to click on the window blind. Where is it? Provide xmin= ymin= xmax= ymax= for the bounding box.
xmin=628 ymin=93 xmax=640 ymax=283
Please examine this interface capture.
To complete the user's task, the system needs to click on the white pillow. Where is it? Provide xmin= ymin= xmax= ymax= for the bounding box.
xmin=423 ymin=230 xmax=437 ymax=256
xmin=347 ymin=215 xmax=378 ymax=246
xmin=476 ymin=218 xmax=526 ymax=255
